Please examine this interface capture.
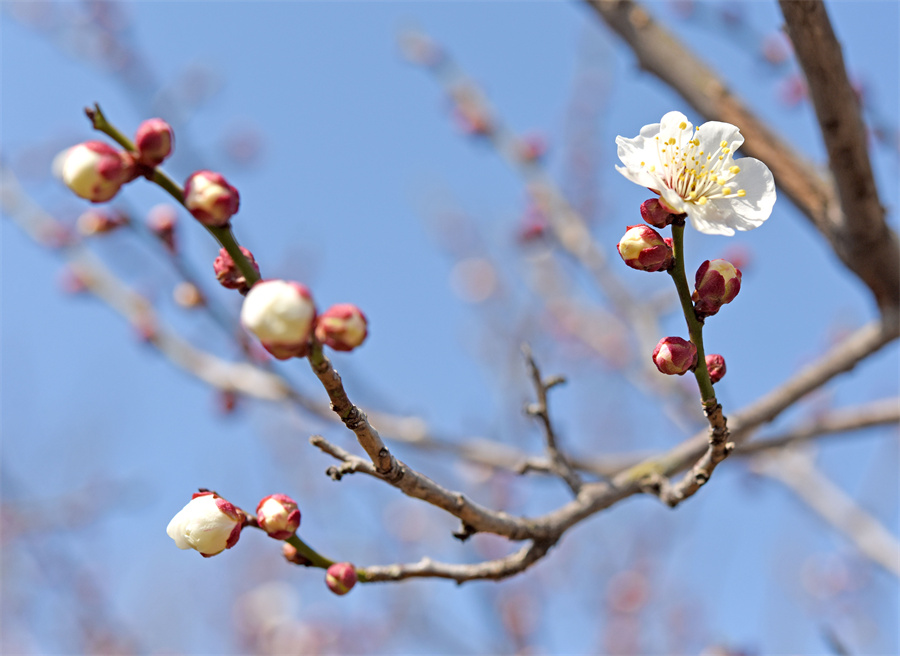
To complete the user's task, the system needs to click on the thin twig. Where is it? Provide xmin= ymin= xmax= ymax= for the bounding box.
xmin=522 ymin=344 xmax=583 ymax=495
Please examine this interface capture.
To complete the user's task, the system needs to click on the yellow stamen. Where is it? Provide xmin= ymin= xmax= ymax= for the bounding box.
xmin=737 ymin=189 xmax=746 ymax=197
xmin=729 ymin=166 xmax=741 ymax=174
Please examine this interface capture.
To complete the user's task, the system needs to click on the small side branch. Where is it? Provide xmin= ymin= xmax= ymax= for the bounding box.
xmin=522 ymin=345 xmax=583 ymax=495
xmin=359 ymin=539 xmax=556 ymax=584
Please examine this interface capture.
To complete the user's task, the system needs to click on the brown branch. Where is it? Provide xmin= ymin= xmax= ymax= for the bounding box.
xmin=522 ymin=345 xmax=583 ymax=494
xmin=750 ymin=449 xmax=900 ymax=577
xmin=584 ymin=0 xmax=900 ymax=313
xmin=779 ymin=0 xmax=899 ymax=312
xmin=359 ymin=539 xmax=556 ymax=584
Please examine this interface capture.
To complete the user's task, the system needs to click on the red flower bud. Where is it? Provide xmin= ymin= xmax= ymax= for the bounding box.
xmin=184 ymin=170 xmax=240 ymax=227
xmin=213 ymin=246 xmax=259 ymax=293
xmin=61 ymin=141 xmax=134 ymax=203
xmin=617 ymin=225 xmax=674 ymax=272
xmin=315 ymin=304 xmax=368 ymax=352
xmin=325 ymin=562 xmax=358 ymax=595
xmin=705 ymin=353 xmax=726 ymax=383
xmin=639 ymin=198 xmax=676 ymax=229
xmin=134 ymin=118 xmax=174 ymax=167
xmin=256 ymin=494 xmax=301 ymax=540
xmin=652 ymin=336 xmax=698 ymax=376
xmin=693 ymin=259 xmax=742 ymax=317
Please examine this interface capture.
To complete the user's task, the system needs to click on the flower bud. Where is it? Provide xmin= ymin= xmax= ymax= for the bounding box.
xmin=173 ymin=281 xmax=204 ymax=308
xmin=282 ymin=542 xmax=311 ymax=566
xmin=134 ymin=118 xmax=174 ymax=167
xmin=166 ymin=491 xmax=243 ymax=558
xmin=184 ymin=170 xmax=240 ymax=227
xmin=61 ymin=141 xmax=134 ymax=203
xmin=256 ymin=494 xmax=301 ymax=540
xmin=639 ymin=198 xmax=676 ymax=229
xmin=652 ymin=336 xmax=697 ymax=376
xmin=214 ymin=246 xmax=259 ymax=293
xmin=240 ymin=280 xmax=316 ymax=359
xmin=325 ymin=562 xmax=358 ymax=595
xmin=693 ymin=259 xmax=742 ymax=317
xmin=76 ymin=209 xmax=127 ymax=236
xmin=315 ymin=304 xmax=368 ymax=352
xmin=705 ymin=353 xmax=726 ymax=383
xmin=617 ymin=225 xmax=674 ymax=272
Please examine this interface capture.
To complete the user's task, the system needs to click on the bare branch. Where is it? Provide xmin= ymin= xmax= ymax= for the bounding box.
xmin=779 ymin=0 xmax=899 ymax=311
xmin=737 ymin=398 xmax=900 ymax=456
xmin=522 ymin=345 xmax=583 ymax=494
xmin=750 ymin=449 xmax=900 ymax=577
xmin=360 ymin=539 xmax=556 ymax=584
xmin=584 ymin=0 xmax=900 ymax=312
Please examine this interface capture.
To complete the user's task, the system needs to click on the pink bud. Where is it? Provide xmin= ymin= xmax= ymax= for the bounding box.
xmin=240 ymin=280 xmax=316 ymax=360
xmin=617 ymin=225 xmax=673 ymax=272
xmin=76 ymin=209 xmax=128 ymax=236
xmin=213 ymin=247 xmax=260 ymax=293
xmin=705 ymin=353 xmax=726 ymax=384
xmin=61 ymin=141 xmax=134 ymax=203
xmin=639 ymin=198 xmax=676 ymax=229
xmin=256 ymin=494 xmax=301 ymax=540
xmin=184 ymin=170 xmax=240 ymax=227
xmin=652 ymin=336 xmax=698 ymax=376
xmin=282 ymin=542 xmax=311 ymax=566
xmin=134 ymin=118 xmax=174 ymax=167
xmin=325 ymin=562 xmax=358 ymax=595
xmin=173 ymin=281 xmax=204 ymax=308
xmin=693 ymin=259 xmax=742 ymax=317
xmin=315 ymin=304 xmax=368 ymax=352
xmin=166 ymin=491 xmax=244 ymax=557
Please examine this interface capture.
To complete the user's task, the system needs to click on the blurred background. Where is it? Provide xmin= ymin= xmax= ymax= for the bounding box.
xmin=1 ymin=2 xmax=898 ymax=654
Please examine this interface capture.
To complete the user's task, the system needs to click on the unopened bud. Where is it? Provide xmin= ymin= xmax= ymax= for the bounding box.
xmin=282 ymin=542 xmax=311 ymax=566
xmin=166 ymin=491 xmax=243 ymax=558
xmin=213 ymin=246 xmax=259 ymax=293
xmin=617 ymin=225 xmax=673 ymax=272
xmin=639 ymin=198 xmax=676 ymax=229
xmin=693 ymin=259 xmax=742 ymax=317
xmin=256 ymin=494 xmax=301 ymax=540
xmin=240 ymin=280 xmax=316 ymax=360
xmin=134 ymin=118 xmax=174 ymax=167
xmin=652 ymin=336 xmax=698 ymax=376
xmin=325 ymin=562 xmax=358 ymax=595
xmin=61 ymin=141 xmax=134 ymax=203
xmin=705 ymin=354 xmax=726 ymax=383
xmin=315 ymin=304 xmax=368 ymax=352
xmin=184 ymin=170 xmax=240 ymax=227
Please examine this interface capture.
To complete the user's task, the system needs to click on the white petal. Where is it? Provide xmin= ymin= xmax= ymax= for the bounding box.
xmin=727 ymin=158 xmax=776 ymax=229
xmin=685 ymin=201 xmax=737 ymax=236
xmin=657 ymin=111 xmax=694 ymax=145
xmin=615 ymin=134 xmax=656 ymax=170
xmin=696 ymin=121 xmax=744 ymax=155
xmin=615 ymin=164 xmax=663 ymax=191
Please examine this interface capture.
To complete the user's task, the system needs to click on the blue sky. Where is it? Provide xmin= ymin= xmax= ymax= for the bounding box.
xmin=2 ymin=2 xmax=898 ymax=654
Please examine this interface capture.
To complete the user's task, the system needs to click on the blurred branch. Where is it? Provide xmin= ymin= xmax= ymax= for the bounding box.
xmin=750 ymin=449 xmax=900 ymax=577
xmin=737 ymin=398 xmax=899 ymax=456
xmin=779 ymin=0 xmax=899 ymax=312
xmin=585 ymin=0 xmax=900 ymax=313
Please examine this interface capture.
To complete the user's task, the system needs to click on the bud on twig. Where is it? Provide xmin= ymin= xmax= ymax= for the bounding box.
xmin=147 ymin=204 xmax=178 ymax=252
xmin=639 ymin=198 xmax=677 ymax=229
xmin=325 ymin=562 xmax=358 ymax=595
xmin=693 ymin=259 xmax=742 ymax=317
xmin=134 ymin=118 xmax=175 ymax=167
xmin=184 ymin=170 xmax=240 ymax=227
xmin=256 ymin=494 xmax=301 ymax=540
xmin=705 ymin=353 xmax=727 ymax=383
xmin=617 ymin=225 xmax=674 ymax=272
xmin=652 ymin=336 xmax=698 ymax=376
xmin=61 ymin=141 xmax=134 ymax=203
xmin=315 ymin=304 xmax=368 ymax=352
xmin=166 ymin=492 xmax=243 ymax=558
xmin=214 ymin=246 xmax=259 ymax=293
xmin=240 ymin=280 xmax=316 ymax=359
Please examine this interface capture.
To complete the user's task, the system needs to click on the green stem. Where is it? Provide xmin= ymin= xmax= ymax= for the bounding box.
xmin=667 ymin=222 xmax=715 ymax=405
xmin=86 ymin=103 xmax=260 ymax=288
xmin=284 ymin=534 xmax=335 ymax=569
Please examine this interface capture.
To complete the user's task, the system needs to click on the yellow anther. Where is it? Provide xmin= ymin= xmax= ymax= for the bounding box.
xmin=679 ymin=121 xmax=687 ymax=129
xmin=640 ymin=161 xmax=645 ymax=166
xmin=722 ymin=188 xmax=731 ymax=196
xmin=729 ymin=166 xmax=741 ymax=174
xmin=720 ymin=140 xmax=728 ymax=148
xmin=737 ymin=189 xmax=746 ymax=197
xmin=717 ymin=176 xmax=728 ymax=185
xmin=649 ymin=165 xmax=656 ymax=172
xmin=697 ymin=197 xmax=708 ymax=205
xmin=718 ymin=155 xmax=724 ymax=160
xmin=707 ymin=155 xmax=712 ymax=161
xmin=667 ymin=137 xmax=676 ymax=145
xmin=723 ymin=148 xmax=730 ymax=154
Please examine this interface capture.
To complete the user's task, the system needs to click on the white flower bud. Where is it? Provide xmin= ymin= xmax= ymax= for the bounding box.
xmin=166 ymin=492 xmax=243 ymax=557
xmin=241 ymin=280 xmax=316 ymax=359
xmin=61 ymin=141 xmax=134 ymax=203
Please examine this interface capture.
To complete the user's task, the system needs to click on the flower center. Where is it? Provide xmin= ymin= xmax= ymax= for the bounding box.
xmin=645 ymin=126 xmax=746 ymax=206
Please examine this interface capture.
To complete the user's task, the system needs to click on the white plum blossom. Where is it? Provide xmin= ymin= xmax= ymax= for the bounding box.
xmin=241 ymin=280 xmax=316 ymax=359
xmin=166 ymin=492 xmax=243 ymax=557
xmin=616 ymin=111 xmax=776 ymax=236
